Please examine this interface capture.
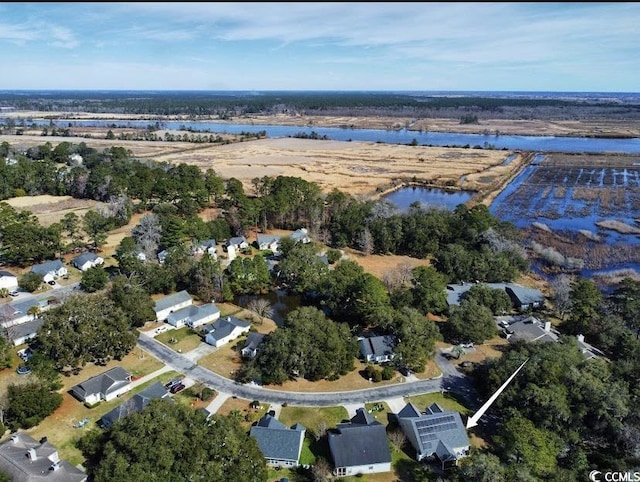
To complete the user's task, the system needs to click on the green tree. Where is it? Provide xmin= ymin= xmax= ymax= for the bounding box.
xmin=80 ymin=265 xmax=109 ymax=292
xmin=78 ymin=400 xmax=267 ymax=482
xmin=0 ymin=335 xmax=11 ymax=370
xmin=566 ymin=277 xmax=603 ymax=335
xmin=445 ymin=299 xmax=497 ymax=344
xmin=18 ymin=271 xmax=43 ymax=292
xmin=37 ymin=294 xmax=137 ymax=372
xmin=393 ymin=306 xmax=442 ymax=372
xmin=83 ymin=209 xmax=110 ymax=249
xmin=108 ymin=275 xmax=156 ymax=327
xmin=462 ymin=283 xmax=513 ymax=315
xmin=6 ymin=381 xmax=62 ymax=430
xmin=410 ymin=265 xmax=448 ymax=315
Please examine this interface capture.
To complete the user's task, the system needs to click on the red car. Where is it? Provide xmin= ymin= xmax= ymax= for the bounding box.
xmin=170 ymin=383 xmax=185 ymax=394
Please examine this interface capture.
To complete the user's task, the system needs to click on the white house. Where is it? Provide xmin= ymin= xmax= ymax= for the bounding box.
xmin=30 ymin=260 xmax=67 ymax=283
xmin=193 ymin=239 xmax=217 ymax=258
xmin=70 ymin=367 xmax=133 ymax=404
xmin=0 ymin=270 xmax=18 ymax=291
xmin=225 ymin=236 xmax=249 ymax=251
xmin=0 ymin=299 xmax=50 ymax=328
xmin=328 ymin=408 xmax=392 ymax=477
xmin=153 ymin=290 xmax=193 ymax=322
xmin=290 ymin=228 xmax=311 ymax=244
xmin=9 ymin=317 xmax=44 ymax=346
xmin=257 ymin=234 xmax=281 ymax=253
xmin=71 ymin=252 xmax=105 ymax=272
xmin=241 ymin=332 xmax=265 ymax=358
xmin=204 ymin=316 xmax=251 ymax=347
xmin=250 ymin=411 xmax=306 ymax=468
xmin=166 ymin=303 xmax=220 ymax=329
xmin=359 ymin=335 xmax=396 ymax=364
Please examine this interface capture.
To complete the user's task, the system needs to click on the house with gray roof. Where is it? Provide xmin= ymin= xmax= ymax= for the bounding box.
xmin=203 ymin=316 xmax=251 ymax=347
xmin=250 ymin=411 xmax=306 ymax=468
xmin=153 ymin=290 xmax=193 ymax=322
xmin=166 ymin=303 xmax=220 ymax=329
xmin=71 ymin=252 xmax=104 ymax=271
xmin=359 ymin=335 xmax=396 ymax=364
xmin=397 ymin=402 xmax=470 ymax=469
xmin=290 ymin=228 xmax=311 ymax=244
xmin=225 ymin=236 xmax=249 ymax=251
xmin=8 ymin=317 xmax=45 ymax=346
xmin=193 ymin=239 xmax=217 ymax=258
xmin=70 ymin=367 xmax=132 ymax=405
xmin=0 ymin=432 xmax=87 ymax=482
xmin=241 ymin=332 xmax=265 ymax=358
xmin=30 ymin=260 xmax=67 ymax=283
xmin=328 ymin=407 xmax=391 ymax=477
xmin=100 ymin=381 xmax=172 ymax=428
xmin=1 ymin=299 xmax=50 ymax=329
xmin=576 ymin=334 xmax=605 ymax=360
xmin=256 ymin=234 xmax=281 ymax=253
xmin=497 ymin=315 xmax=559 ymax=344
xmin=446 ymin=281 xmax=544 ymax=312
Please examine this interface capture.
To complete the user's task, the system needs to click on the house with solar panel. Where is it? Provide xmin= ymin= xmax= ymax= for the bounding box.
xmin=327 ymin=408 xmax=391 ymax=477
xmin=249 ymin=411 xmax=306 ymax=468
xmin=396 ymin=402 xmax=470 ymax=470
xmin=100 ymin=381 xmax=172 ymax=428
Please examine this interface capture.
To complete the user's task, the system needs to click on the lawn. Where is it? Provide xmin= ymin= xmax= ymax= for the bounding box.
xmin=405 ymin=392 xmax=470 ymax=416
xmin=155 ymin=326 xmax=203 ymax=353
xmin=214 ymin=396 xmax=272 ymax=430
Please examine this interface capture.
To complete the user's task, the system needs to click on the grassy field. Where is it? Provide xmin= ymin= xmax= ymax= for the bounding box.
xmin=155 ymin=326 xmax=203 ymax=353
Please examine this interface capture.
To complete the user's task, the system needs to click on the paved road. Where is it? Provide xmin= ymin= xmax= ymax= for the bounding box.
xmin=137 ymin=334 xmax=448 ymax=406
xmin=138 ymin=334 xmax=483 ymax=410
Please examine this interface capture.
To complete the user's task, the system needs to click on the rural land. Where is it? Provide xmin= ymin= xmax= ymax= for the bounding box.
xmin=0 ymin=92 xmax=639 ymax=482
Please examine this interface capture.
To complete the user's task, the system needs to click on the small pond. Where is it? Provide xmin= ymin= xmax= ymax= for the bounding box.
xmin=383 ymin=186 xmax=474 ymax=212
xmin=233 ymin=289 xmax=302 ymax=327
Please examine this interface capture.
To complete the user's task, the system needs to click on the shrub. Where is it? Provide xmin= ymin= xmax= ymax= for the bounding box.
xmin=381 ymin=365 xmax=394 ymax=380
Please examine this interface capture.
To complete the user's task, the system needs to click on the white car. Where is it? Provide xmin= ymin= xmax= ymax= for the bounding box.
xmin=9 ymin=290 xmax=19 ymax=297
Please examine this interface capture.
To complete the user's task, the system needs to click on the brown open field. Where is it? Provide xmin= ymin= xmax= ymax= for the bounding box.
xmin=3 ymin=194 xmax=106 ymax=227
xmin=0 ymin=133 xmax=521 ymax=198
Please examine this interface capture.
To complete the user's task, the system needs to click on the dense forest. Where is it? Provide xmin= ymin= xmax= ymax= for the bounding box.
xmin=1 ymin=90 xmax=639 ymax=120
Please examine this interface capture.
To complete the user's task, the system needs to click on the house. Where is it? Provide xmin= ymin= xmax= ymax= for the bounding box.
xmin=153 ymin=290 xmax=193 ymax=322
xmin=225 ymin=236 xmax=249 ymax=251
xmin=445 ymin=282 xmax=545 ymax=312
xmin=0 ymin=299 xmax=50 ymax=328
xmin=30 ymin=260 xmax=67 ymax=283
xmin=250 ymin=411 xmax=306 ymax=468
xmin=359 ymin=335 xmax=396 ymax=364
xmin=0 ymin=270 xmax=18 ymax=291
xmin=576 ymin=334 xmax=605 ymax=360
xmin=71 ymin=252 xmax=104 ymax=271
xmin=166 ymin=303 xmax=220 ymax=329
xmin=7 ymin=317 xmax=44 ymax=346
xmin=0 ymin=432 xmax=87 ymax=482
xmin=157 ymin=249 xmax=169 ymax=264
xmin=203 ymin=316 xmax=251 ymax=347
xmin=70 ymin=367 xmax=133 ymax=404
xmin=241 ymin=332 xmax=265 ymax=358
xmin=505 ymin=284 xmax=545 ymax=311
xmin=290 ymin=228 xmax=311 ymax=244
xmin=256 ymin=234 xmax=281 ymax=253
xmin=100 ymin=381 xmax=172 ymax=428
xmin=497 ymin=315 xmax=559 ymax=344
xmin=397 ymin=402 xmax=470 ymax=469
xmin=328 ymin=408 xmax=392 ymax=477
xmin=193 ymin=239 xmax=217 ymax=258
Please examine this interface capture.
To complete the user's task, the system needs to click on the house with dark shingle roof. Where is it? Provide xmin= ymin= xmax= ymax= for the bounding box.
xmin=30 ymin=260 xmax=67 ymax=283
xmin=225 ymin=236 xmax=249 ymax=251
xmin=71 ymin=252 xmax=104 ymax=271
xmin=203 ymin=316 xmax=251 ymax=347
xmin=0 ymin=298 xmax=49 ymax=329
xmin=100 ymin=381 xmax=172 ymax=428
xmin=359 ymin=335 xmax=396 ymax=364
xmin=70 ymin=367 xmax=132 ymax=404
xmin=8 ymin=317 xmax=44 ymax=347
xmin=241 ymin=332 xmax=265 ymax=358
xmin=0 ymin=432 xmax=87 ymax=482
xmin=497 ymin=315 xmax=559 ymax=344
xmin=397 ymin=402 xmax=470 ymax=469
xmin=328 ymin=408 xmax=392 ymax=477
xmin=250 ymin=411 xmax=306 ymax=468
xmin=256 ymin=234 xmax=281 ymax=253
xmin=445 ymin=282 xmax=545 ymax=312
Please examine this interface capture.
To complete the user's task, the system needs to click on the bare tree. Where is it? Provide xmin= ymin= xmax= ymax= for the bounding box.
xmin=132 ymin=213 xmax=162 ymax=259
xmin=551 ymin=273 xmax=574 ymax=320
xmin=311 ymin=457 xmax=333 ymax=482
xmin=382 ymin=262 xmax=414 ymax=291
xmin=358 ymin=227 xmax=374 ymax=255
xmin=387 ymin=427 xmax=407 ymax=450
xmin=246 ymin=298 xmax=273 ymax=325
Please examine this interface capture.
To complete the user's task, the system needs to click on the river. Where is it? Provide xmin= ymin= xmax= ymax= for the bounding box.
xmin=23 ymin=118 xmax=640 ymax=154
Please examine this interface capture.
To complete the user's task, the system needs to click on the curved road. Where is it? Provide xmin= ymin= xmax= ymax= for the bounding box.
xmin=137 ymin=335 xmax=480 ymax=408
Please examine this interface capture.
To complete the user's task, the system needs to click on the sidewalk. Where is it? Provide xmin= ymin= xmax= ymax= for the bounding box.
xmin=205 ymin=391 xmax=231 ymax=414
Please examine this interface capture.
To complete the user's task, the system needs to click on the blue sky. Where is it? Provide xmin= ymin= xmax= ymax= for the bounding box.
xmin=0 ymin=2 xmax=638 ymax=92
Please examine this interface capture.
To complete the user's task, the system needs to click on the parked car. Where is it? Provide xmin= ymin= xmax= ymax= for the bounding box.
xmin=47 ymin=280 xmax=56 ymax=286
xmin=16 ymin=365 xmax=31 ymax=375
xmin=170 ymin=383 xmax=186 ymax=394
xmin=9 ymin=290 xmax=19 ymax=297
xmin=165 ymin=378 xmax=183 ymax=390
